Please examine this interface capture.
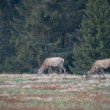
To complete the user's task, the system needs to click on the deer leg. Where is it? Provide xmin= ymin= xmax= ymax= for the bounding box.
xmin=58 ymin=62 xmax=66 ymax=75
xmin=100 ymin=69 xmax=106 ymax=78
xmin=50 ymin=67 xmax=53 ymax=74
xmin=38 ymin=69 xmax=43 ymax=76
xmin=59 ymin=65 xmax=66 ymax=75
xmin=48 ymin=67 xmax=52 ymax=74
xmin=62 ymin=65 xmax=66 ymax=75
xmin=99 ymin=71 xmax=102 ymax=78
xmin=59 ymin=68 xmax=62 ymax=74
xmin=97 ymin=69 xmax=102 ymax=78
xmin=63 ymin=67 xmax=66 ymax=75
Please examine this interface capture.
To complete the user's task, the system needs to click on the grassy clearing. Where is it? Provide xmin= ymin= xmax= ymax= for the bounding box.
xmin=0 ymin=74 xmax=110 ymax=110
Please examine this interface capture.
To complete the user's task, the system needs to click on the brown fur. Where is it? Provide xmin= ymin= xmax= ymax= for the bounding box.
xmin=86 ymin=59 xmax=110 ymax=79
xmin=38 ymin=57 xmax=66 ymax=75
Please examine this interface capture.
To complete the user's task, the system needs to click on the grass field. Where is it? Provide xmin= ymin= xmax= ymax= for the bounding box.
xmin=0 ymin=73 xmax=110 ymax=110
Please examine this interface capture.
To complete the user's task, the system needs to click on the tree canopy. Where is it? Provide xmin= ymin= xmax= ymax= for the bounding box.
xmin=70 ymin=0 xmax=110 ymax=74
xmin=0 ymin=0 xmax=110 ymax=74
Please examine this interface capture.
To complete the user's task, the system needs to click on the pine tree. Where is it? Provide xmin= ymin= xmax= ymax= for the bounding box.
xmin=22 ymin=0 xmax=60 ymax=71
xmin=70 ymin=0 xmax=110 ymax=74
xmin=0 ymin=0 xmax=14 ymax=72
xmin=8 ymin=0 xmax=61 ymax=72
xmin=3 ymin=0 xmax=28 ymax=73
xmin=8 ymin=0 xmax=39 ymax=73
xmin=4 ymin=0 xmax=87 ymax=73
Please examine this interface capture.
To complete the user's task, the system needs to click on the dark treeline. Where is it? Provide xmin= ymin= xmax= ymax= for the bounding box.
xmin=0 ymin=0 xmax=110 ymax=74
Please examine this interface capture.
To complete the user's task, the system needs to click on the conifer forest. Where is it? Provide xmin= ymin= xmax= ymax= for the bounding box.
xmin=0 ymin=0 xmax=110 ymax=74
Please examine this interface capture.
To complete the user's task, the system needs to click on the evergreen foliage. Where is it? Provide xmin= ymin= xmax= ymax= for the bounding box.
xmin=70 ymin=0 xmax=110 ymax=74
xmin=0 ymin=0 xmax=14 ymax=72
xmin=6 ymin=0 xmax=86 ymax=73
xmin=0 ymin=0 xmax=110 ymax=74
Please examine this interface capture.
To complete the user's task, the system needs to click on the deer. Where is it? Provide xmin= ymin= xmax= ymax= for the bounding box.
xmin=35 ymin=57 xmax=66 ymax=76
xmin=85 ymin=59 xmax=110 ymax=79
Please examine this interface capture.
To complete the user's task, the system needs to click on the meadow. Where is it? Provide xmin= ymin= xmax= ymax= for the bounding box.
xmin=0 ymin=73 xmax=110 ymax=110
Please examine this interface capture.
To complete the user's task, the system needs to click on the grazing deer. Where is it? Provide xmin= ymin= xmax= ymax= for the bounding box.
xmin=85 ymin=59 xmax=110 ymax=79
xmin=36 ymin=57 xmax=66 ymax=75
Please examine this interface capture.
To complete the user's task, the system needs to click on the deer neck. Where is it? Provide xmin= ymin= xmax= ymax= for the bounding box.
xmin=40 ymin=62 xmax=46 ymax=71
xmin=89 ymin=65 xmax=98 ymax=73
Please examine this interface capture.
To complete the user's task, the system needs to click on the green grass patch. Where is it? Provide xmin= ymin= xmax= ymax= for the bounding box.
xmin=22 ymin=88 xmax=57 ymax=95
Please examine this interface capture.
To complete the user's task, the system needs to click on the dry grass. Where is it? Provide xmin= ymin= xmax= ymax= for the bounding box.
xmin=0 ymin=73 xmax=110 ymax=110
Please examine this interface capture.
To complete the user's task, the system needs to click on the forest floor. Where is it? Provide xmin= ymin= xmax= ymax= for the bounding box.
xmin=0 ymin=73 xmax=110 ymax=110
